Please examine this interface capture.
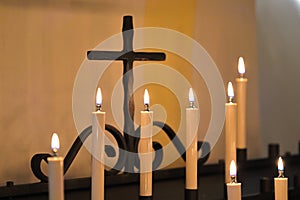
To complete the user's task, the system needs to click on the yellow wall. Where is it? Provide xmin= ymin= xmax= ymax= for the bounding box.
xmin=0 ymin=0 xmax=259 ymax=184
xmin=194 ymin=0 xmax=261 ymax=162
xmin=143 ymin=0 xmax=198 ymax=168
xmin=143 ymin=0 xmax=260 ymax=165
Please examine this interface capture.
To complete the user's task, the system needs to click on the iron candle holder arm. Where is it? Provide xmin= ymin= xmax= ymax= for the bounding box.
xmin=133 ymin=121 xmax=211 ymax=171
xmin=31 ymin=124 xmax=127 ymax=182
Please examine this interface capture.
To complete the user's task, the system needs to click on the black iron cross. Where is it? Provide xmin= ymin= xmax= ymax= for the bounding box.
xmin=31 ymin=15 xmax=211 ymax=183
xmin=87 ymin=16 xmax=166 ymax=171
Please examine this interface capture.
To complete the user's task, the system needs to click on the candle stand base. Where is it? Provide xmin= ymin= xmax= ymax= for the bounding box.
xmin=294 ymin=174 xmax=300 ymax=189
xmin=268 ymin=143 xmax=279 ymax=160
xmin=185 ymin=189 xmax=198 ymax=200
xmin=224 ymin=183 xmax=227 ymax=200
xmin=237 ymin=148 xmax=247 ymax=163
xmin=2 ymin=152 xmax=300 ymax=199
xmin=260 ymin=177 xmax=272 ymax=193
xmin=139 ymin=195 xmax=152 ymax=200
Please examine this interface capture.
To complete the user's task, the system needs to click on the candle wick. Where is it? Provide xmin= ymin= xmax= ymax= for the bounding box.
xmin=278 ymin=170 xmax=284 ymax=178
xmin=144 ymin=104 xmax=150 ymax=111
xmin=231 ymin=175 xmax=237 ymax=183
xmin=189 ymin=101 xmax=195 ymax=108
xmin=96 ymin=104 xmax=102 ymax=111
xmin=229 ymin=96 xmax=233 ymax=103
xmin=239 ymin=73 xmax=245 ymax=79
xmin=52 ymin=149 xmax=58 ymax=157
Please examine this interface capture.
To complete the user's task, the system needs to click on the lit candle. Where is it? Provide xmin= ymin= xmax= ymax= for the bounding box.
xmin=235 ymin=57 xmax=248 ymax=156
xmin=139 ymin=89 xmax=153 ymax=199
xmin=92 ymin=87 xmax=105 ymax=200
xmin=225 ymin=82 xmax=237 ymax=183
xmin=48 ymin=133 xmax=64 ymax=200
xmin=185 ymin=88 xmax=199 ymax=199
xmin=274 ymin=157 xmax=288 ymax=200
xmin=226 ymin=160 xmax=242 ymax=200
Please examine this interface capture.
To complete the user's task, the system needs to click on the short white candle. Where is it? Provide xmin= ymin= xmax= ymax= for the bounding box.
xmin=48 ymin=133 xmax=64 ymax=200
xmin=274 ymin=157 xmax=288 ymax=200
xmin=186 ymin=88 xmax=199 ymax=190
xmin=139 ymin=89 xmax=153 ymax=197
xmin=226 ymin=160 xmax=241 ymax=200
xmin=235 ymin=57 xmax=248 ymax=150
xmin=91 ymin=87 xmax=106 ymax=200
xmin=225 ymin=82 xmax=237 ymax=183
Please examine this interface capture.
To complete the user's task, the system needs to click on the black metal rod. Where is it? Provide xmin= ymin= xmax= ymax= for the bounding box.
xmin=87 ymin=51 xmax=123 ymax=60
xmin=237 ymin=148 xmax=247 ymax=163
xmin=87 ymin=51 xmax=165 ymax=61
xmin=260 ymin=177 xmax=272 ymax=193
xmin=268 ymin=143 xmax=279 ymax=160
xmin=139 ymin=196 xmax=152 ymax=200
xmin=294 ymin=174 xmax=300 ymax=189
xmin=185 ymin=189 xmax=198 ymax=200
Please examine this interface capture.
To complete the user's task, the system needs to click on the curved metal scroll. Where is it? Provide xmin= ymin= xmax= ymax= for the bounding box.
xmin=31 ymin=121 xmax=210 ymax=182
xmin=31 ymin=125 xmax=126 ymax=182
xmin=134 ymin=121 xmax=210 ymax=170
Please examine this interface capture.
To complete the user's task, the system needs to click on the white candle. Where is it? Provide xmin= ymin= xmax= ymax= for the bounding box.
xmin=226 ymin=160 xmax=242 ymax=200
xmin=92 ymin=87 xmax=106 ymax=200
xmin=140 ymin=89 xmax=153 ymax=197
xmin=48 ymin=133 xmax=64 ymax=200
xmin=186 ymin=88 xmax=199 ymax=190
xmin=274 ymin=157 xmax=288 ymax=200
xmin=225 ymin=82 xmax=237 ymax=183
xmin=235 ymin=57 xmax=248 ymax=150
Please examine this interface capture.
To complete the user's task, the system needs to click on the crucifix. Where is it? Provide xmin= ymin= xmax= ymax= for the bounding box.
xmin=87 ymin=15 xmax=166 ymax=172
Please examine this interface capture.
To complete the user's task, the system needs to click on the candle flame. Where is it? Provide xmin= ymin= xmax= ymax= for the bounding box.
xmin=189 ymin=88 xmax=195 ymax=102
xmin=227 ymin=82 xmax=234 ymax=98
xmin=96 ymin=87 xmax=102 ymax=106
xmin=144 ymin=89 xmax=150 ymax=105
xmin=230 ymin=160 xmax=237 ymax=176
xmin=278 ymin=157 xmax=284 ymax=171
xmin=51 ymin=133 xmax=60 ymax=153
xmin=238 ymin=57 xmax=246 ymax=74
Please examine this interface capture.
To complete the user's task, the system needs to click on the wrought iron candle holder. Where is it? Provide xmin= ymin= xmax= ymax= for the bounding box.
xmin=31 ymin=15 xmax=211 ymax=200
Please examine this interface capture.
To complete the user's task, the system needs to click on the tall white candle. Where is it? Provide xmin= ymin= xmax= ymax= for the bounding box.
xmin=92 ymin=87 xmax=106 ymax=200
xmin=274 ymin=157 xmax=288 ymax=200
xmin=186 ymin=88 xmax=199 ymax=190
xmin=139 ymin=89 xmax=153 ymax=197
xmin=48 ymin=133 xmax=64 ymax=200
xmin=226 ymin=160 xmax=241 ymax=200
xmin=235 ymin=57 xmax=248 ymax=150
xmin=225 ymin=82 xmax=237 ymax=183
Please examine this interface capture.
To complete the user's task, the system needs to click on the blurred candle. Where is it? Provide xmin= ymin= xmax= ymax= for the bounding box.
xmin=186 ymin=88 xmax=199 ymax=197
xmin=48 ymin=133 xmax=64 ymax=200
xmin=274 ymin=157 xmax=288 ymax=200
xmin=226 ymin=160 xmax=241 ymax=200
xmin=139 ymin=89 xmax=153 ymax=199
xmin=225 ymin=82 xmax=237 ymax=183
xmin=235 ymin=57 xmax=248 ymax=151
xmin=92 ymin=87 xmax=105 ymax=200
